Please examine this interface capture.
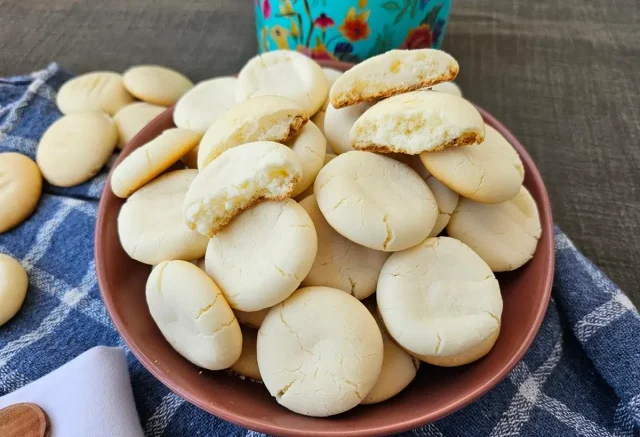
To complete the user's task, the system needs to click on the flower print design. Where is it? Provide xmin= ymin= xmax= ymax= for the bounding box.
xmin=280 ymin=0 xmax=294 ymax=15
xmin=358 ymin=0 xmax=368 ymax=8
xmin=262 ymin=0 xmax=271 ymax=19
xmin=313 ymin=13 xmax=335 ymax=30
xmin=432 ymin=19 xmax=446 ymax=45
xmin=270 ymin=25 xmax=291 ymax=49
xmin=339 ymin=7 xmax=371 ymax=42
xmin=400 ymin=24 xmax=433 ymax=49
xmin=419 ymin=0 xmax=429 ymax=11
xmin=290 ymin=19 xmax=299 ymax=38
xmin=334 ymin=42 xmax=353 ymax=54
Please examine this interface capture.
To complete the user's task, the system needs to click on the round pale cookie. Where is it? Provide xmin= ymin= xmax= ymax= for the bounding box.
xmin=197 ymin=95 xmax=308 ymax=170
xmin=147 ymin=260 xmax=242 ymax=370
xmin=0 ymin=254 xmax=28 ymax=326
xmin=330 ymin=49 xmax=458 ymax=108
xmin=123 ymin=65 xmax=193 ymax=106
xmin=447 ymin=186 xmax=542 ymax=272
xmin=118 ymin=170 xmax=208 ymax=265
xmin=257 ymin=286 xmax=383 ymax=417
xmin=311 ymin=68 xmax=343 ymax=135
xmin=351 ymin=91 xmax=484 ymax=154
xmin=37 ymin=112 xmax=118 ymax=187
xmin=110 ymin=128 xmax=201 ymax=198
xmin=230 ymin=327 xmax=262 ymax=381
xmin=113 ymin=102 xmax=166 ymax=149
xmin=237 ymin=50 xmax=329 ymax=115
xmin=181 ymin=146 xmax=199 ymax=169
xmin=430 ymin=81 xmax=462 ymax=97
xmin=300 ymin=195 xmax=389 ymax=299
xmin=286 ymin=121 xmax=326 ymax=197
xmin=0 ymin=153 xmax=42 ymax=234
xmin=173 ymin=77 xmax=238 ymax=133
xmin=377 ymin=237 xmax=503 ymax=367
xmin=390 ymin=154 xmax=459 ymax=237
xmin=56 ymin=71 xmax=134 ymax=116
xmin=295 ymin=153 xmax=336 ymax=200
xmin=204 ymin=199 xmax=317 ymax=311
xmin=314 ymin=151 xmax=438 ymax=251
xmin=184 ymin=141 xmax=302 ymax=237
xmin=323 ymin=102 xmax=373 ymax=154
xmin=361 ymin=299 xmax=420 ymax=405
xmin=420 ymin=124 xmax=525 ymax=204
xmin=234 ymin=308 xmax=270 ymax=329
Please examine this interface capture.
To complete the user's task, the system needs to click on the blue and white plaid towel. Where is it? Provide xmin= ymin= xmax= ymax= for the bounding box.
xmin=1 ymin=63 xmax=639 ymax=437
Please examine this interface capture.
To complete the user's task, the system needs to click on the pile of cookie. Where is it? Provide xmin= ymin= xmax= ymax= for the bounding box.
xmin=111 ymin=49 xmax=542 ymax=418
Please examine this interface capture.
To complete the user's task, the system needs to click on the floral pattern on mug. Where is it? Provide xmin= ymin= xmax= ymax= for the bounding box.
xmin=255 ymin=0 xmax=451 ymax=63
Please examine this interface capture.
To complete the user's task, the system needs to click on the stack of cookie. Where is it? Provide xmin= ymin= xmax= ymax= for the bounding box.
xmin=110 ymin=49 xmax=542 ymax=417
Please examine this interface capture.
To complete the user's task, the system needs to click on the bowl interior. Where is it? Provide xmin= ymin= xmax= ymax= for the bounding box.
xmin=95 ymin=60 xmax=554 ymax=437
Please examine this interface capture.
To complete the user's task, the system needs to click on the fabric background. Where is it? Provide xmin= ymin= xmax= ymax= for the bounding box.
xmin=0 ymin=0 xmax=638 ymax=305
xmin=1 ymin=63 xmax=639 ymax=436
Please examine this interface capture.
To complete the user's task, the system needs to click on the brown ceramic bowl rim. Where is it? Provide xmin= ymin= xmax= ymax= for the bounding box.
xmin=96 ymin=60 xmax=554 ymax=436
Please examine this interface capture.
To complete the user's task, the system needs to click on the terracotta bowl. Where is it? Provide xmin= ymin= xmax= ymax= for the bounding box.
xmin=95 ymin=60 xmax=555 ymax=436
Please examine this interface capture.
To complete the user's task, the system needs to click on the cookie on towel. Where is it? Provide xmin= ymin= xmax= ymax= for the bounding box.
xmin=197 ymin=95 xmax=308 ymax=170
xmin=56 ymin=71 xmax=133 ymax=116
xmin=237 ymin=50 xmax=329 ymax=115
xmin=329 ymin=49 xmax=458 ymax=108
xmin=184 ymin=141 xmax=301 ymax=237
xmin=113 ymin=102 xmax=166 ymax=149
xmin=314 ymin=151 xmax=437 ymax=251
xmin=0 ymin=153 xmax=42 ymax=234
xmin=173 ymin=77 xmax=238 ymax=134
xmin=257 ymin=286 xmax=383 ymax=416
xmin=123 ymin=65 xmax=193 ymax=106
xmin=351 ymin=91 xmax=485 ymax=154
xmin=447 ymin=186 xmax=542 ymax=272
xmin=0 ymin=254 xmax=29 ymax=326
xmin=204 ymin=199 xmax=316 ymax=311
xmin=118 ymin=170 xmax=208 ymax=265
xmin=37 ymin=112 xmax=118 ymax=187
xmin=299 ymin=194 xmax=389 ymax=300
xmin=377 ymin=237 xmax=503 ymax=367
xmin=420 ymin=124 xmax=525 ymax=204
xmin=147 ymin=260 xmax=242 ymax=370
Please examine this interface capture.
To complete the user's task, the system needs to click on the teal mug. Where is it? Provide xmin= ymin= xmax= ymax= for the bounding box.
xmin=254 ymin=0 xmax=452 ymax=63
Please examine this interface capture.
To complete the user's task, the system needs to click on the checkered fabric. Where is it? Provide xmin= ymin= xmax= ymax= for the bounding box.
xmin=1 ymin=64 xmax=639 ymax=437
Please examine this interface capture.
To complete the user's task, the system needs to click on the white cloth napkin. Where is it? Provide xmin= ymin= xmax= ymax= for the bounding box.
xmin=0 ymin=346 xmax=144 ymax=437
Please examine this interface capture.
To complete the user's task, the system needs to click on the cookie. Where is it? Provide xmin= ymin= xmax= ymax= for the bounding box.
xmin=110 ymin=128 xmax=201 ymax=198
xmin=0 ymin=254 xmax=28 ymax=326
xmin=257 ymin=286 xmax=383 ymax=416
xmin=361 ymin=299 xmax=420 ymax=405
xmin=237 ymin=50 xmax=329 ymax=115
xmin=197 ymin=95 xmax=308 ymax=170
xmin=56 ymin=71 xmax=134 ymax=116
xmin=173 ymin=77 xmax=238 ymax=133
xmin=351 ymin=90 xmax=485 ymax=154
xmin=37 ymin=112 xmax=118 ymax=187
xmin=447 ymin=186 xmax=542 ymax=272
xmin=431 ymin=81 xmax=463 ymax=97
xmin=181 ymin=146 xmax=199 ymax=169
xmin=421 ymin=124 xmax=524 ymax=204
xmin=234 ymin=308 xmax=270 ymax=329
xmin=286 ymin=121 xmax=326 ymax=197
xmin=0 ymin=153 xmax=42 ymax=234
xmin=314 ymin=151 xmax=438 ymax=251
xmin=123 ymin=65 xmax=193 ymax=106
xmin=204 ymin=199 xmax=317 ymax=311
xmin=295 ymin=153 xmax=336 ymax=201
xmin=323 ymin=101 xmax=373 ymax=155
xmin=300 ymin=194 xmax=389 ymax=300
xmin=147 ymin=260 xmax=242 ymax=370
xmin=184 ymin=141 xmax=302 ymax=237
xmin=377 ymin=237 xmax=503 ymax=367
xmin=329 ymin=49 xmax=458 ymax=108
xmin=118 ymin=170 xmax=208 ymax=265
xmin=311 ymin=68 xmax=343 ymax=136
xmin=390 ymin=154 xmax=459 ymax=236
xmin=230 ymin=327 xmax=262 ymax=381
xmin=113 ymin=102 xmax=166 ymax=149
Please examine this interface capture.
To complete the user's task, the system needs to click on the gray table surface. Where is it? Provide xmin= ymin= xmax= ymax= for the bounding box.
xmin=1 ymin=0 xmax=638 ymax=304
